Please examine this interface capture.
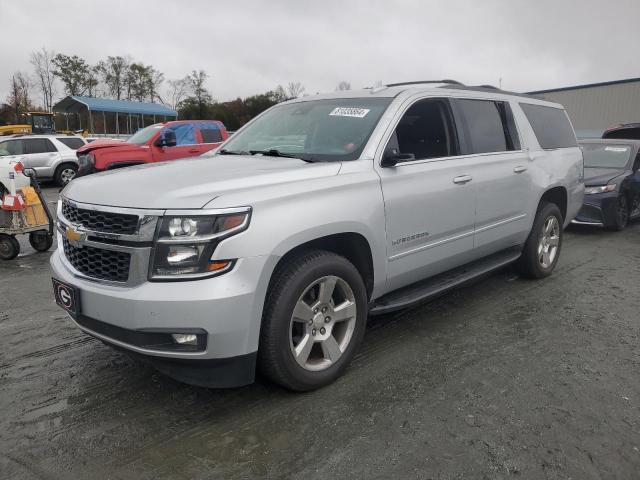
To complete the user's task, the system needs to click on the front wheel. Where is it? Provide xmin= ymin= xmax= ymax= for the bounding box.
xmin=516 ymin=202 xmax=563 ymax=279
xmin=259 ymin=250 xmax=368 ymax=391
xmin=610 ymin=194 xmax=629 ymax=231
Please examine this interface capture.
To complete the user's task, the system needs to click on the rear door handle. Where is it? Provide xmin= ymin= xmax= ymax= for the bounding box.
xmin=453 ymin=175 xmax=472 ymax=184
xmin=188 ymin=148 xmax=200 ymax=154
xmin=513 ymin=166 xmax=527 ymax=173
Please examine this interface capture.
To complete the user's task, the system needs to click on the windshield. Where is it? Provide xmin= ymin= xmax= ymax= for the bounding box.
xmin=581 ymin=143 xmax=632 ymax=168
xmin=127 ymin=124 xmax=163 ymax=145
xmin=219 ymin=97 xmax=392 ymax=162
xmin=32 ymin=114 xmax=53 ymax=131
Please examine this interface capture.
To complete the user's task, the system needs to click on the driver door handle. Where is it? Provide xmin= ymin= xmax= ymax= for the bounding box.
xmin=514 ymin=166 xmax=527 ymax=173
xmin=453 ymin=175 xmax=472 ymax=184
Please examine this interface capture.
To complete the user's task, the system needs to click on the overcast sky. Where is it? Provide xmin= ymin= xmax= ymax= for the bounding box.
xmin=2 ymin=0 xmax=639 ymax=106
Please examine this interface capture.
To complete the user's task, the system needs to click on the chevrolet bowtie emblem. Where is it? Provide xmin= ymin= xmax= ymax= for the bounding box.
xmin=65 ymin=226 xmax=86 ymax=247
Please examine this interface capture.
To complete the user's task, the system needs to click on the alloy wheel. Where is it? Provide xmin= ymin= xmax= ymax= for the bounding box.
xmin=617 ymin=195 xmax=629 ymax=228
xmin=289 ymin=275 xmax=357 ymax=371
xmin=60 ymin=168 xmax=76 ymax=185
xmin=537 ymin=216 xmax=560 ymax=269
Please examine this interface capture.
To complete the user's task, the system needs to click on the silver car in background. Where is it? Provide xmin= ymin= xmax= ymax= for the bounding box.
xmin=50 ymin=80 xmax=584 ymax=391
xmin=0 ymin=135 xmax=86 ymax=186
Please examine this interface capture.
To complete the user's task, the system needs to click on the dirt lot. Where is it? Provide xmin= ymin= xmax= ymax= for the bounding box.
xmin=1 ymin=187 xmax=640 ymax=479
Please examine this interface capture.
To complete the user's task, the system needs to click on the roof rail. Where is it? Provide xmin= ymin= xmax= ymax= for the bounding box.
xmin=474 ymin=84 xmax=499 ymax=90
xmin=385 ymin=79 xmax=465 ymax=87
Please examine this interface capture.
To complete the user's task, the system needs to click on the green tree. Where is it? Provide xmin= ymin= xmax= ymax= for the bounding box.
xmin=96 ymin=56 xmax=130 ymax=100
xmin=52 ymin=54 xmax=92 ymax=96
xmin=186 ymin=70 xmax=213 ymax=118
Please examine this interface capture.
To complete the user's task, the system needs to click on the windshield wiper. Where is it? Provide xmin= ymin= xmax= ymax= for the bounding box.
xmin=218 ymin=149 xmax=248 ymax=155
xmin=249 ymin=149 xmax=316 ymax=163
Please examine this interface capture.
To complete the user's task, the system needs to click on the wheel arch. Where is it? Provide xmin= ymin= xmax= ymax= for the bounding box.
xmin=268 ymin=231 xmax=376 ymax=301
xmin=538 ymin=186 xmax=568 ymax=221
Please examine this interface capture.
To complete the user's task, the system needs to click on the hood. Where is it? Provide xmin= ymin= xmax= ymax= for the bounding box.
xmin=583 ymin=167 xmax=626 ymax=186
xmin=62 ymin=155 xmax=341 ymax=209
xmin=78 ymin=139 xmax=135 ymax=154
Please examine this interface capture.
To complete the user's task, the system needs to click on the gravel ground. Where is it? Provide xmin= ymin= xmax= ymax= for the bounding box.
xmin=1 ymin=188 xmax=639 ymax=479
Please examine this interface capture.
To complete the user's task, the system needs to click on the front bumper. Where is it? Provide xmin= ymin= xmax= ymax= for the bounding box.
xmin=50 ymin=247 xmax=274 ymax=385
xmin=572 ymin=192 xmax=619 ymax=227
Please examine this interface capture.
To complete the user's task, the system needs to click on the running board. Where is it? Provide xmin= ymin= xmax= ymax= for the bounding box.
xmin=369 ymin=247 xmax=522 ymax=315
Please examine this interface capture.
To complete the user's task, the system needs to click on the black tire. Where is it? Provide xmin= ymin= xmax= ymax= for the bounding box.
xmin=0 ymin=234 xmax=20 ymax=260
xmin=29 ymin=231 xmax=53 ymax=252
xmin=516 ymin=202 xmax=563 ymax=279
xmin=258 ymin=250 xmax=368 ymax=391
xmin=54 ymin=163 xmax=78 ymax=187
xmin=610 ymin=194 xmax=629 ymax=231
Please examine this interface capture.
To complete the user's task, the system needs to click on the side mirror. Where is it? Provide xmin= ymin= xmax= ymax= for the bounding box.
xmin=155 ymin=130 xmax=177 ymax=148
xmin=381 ymin=148 xmax=415 ymax=167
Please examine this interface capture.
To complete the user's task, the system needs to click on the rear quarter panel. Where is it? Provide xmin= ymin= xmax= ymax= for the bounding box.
xmin=511 ymin=102 xmax=584 ymax=228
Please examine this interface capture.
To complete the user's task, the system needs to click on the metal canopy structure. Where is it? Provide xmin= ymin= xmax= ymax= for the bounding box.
xmin=53 ymin=96 xmax=178 ymax=136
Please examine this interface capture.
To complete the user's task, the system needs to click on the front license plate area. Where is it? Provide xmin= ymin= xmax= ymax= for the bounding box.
xmin=52 ymin=278 xmax=80 ymax=317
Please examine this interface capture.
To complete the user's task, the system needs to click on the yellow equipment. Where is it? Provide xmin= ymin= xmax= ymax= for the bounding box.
xmin=0 ymin=112 xmax=55 ymax=136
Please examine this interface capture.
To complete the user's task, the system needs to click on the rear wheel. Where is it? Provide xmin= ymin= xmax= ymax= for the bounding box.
xmin=516 ymin=202 xmax=563 ymax=279
xmin=610 ymin=194 xmax=629 ymax=231
xmin=29 ymin=231 xmax=53 ymax=252
xmin=0 ymin=234 xmax=20 ymax=260
xmin=54 ymin=163 xmax=78 ymax=187
xmin=259 ymin=250 xmax=367 ymax=391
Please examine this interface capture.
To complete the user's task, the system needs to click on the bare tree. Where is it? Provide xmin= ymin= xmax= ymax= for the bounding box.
xmin=287 ymin=81 xmax=305 ymax=98
xmin=166 ymin=77 xmax=189 ymax=110
xmin=30 ymin=48 xmax=56 ymax=111
xmin=6 ymin=72 xmax=32 ymax=122
xmin=335 ymin=81 xmax=351 ymax=91
xmin=273 ymin=84 xmax=288 ymax=102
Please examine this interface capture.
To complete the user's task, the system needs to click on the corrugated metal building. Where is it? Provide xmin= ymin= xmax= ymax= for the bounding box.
xmin=528 ymin=78 xmax=640 ymax=138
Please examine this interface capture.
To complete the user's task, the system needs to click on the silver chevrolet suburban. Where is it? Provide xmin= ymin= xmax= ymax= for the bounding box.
xmin=51 ymin=80 xmax=584 ymax=391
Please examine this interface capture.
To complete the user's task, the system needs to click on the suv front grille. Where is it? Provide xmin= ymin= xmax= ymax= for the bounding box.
xmin=62 ymin=200 xmax=139 ymax=234
xmin=63 ymin=238 xmax=131 ymax=282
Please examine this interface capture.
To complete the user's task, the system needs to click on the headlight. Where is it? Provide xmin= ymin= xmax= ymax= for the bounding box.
xmin=149 ymin=209 xmax=250 ymax=280
xmin=585 ymin=184 xmax=616 ymax=195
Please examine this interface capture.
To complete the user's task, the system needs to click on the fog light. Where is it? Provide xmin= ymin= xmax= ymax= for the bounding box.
xmin=171 ymin=333 xmax=198 ymax=345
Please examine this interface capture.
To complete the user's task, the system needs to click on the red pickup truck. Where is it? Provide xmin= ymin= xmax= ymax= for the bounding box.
xmin=76 ymin=120 xmax=228 ymax=176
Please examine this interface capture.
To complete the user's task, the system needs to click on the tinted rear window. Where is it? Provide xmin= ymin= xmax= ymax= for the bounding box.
xmin=24 ymin=138 xmax=57 ymax=154
xmin=520 ymin=103 xmax=577 ymax=149
xmin=57 ymin=137 xmax=85 ymax=149
xmin=454 ymin=99 xmax=520 ymax=154
xmin=201 ymin=128 xmax=223 ymax=143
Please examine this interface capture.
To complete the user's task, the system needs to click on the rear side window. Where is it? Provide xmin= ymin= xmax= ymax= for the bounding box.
xmin=520 ymin=103 xmax=577 ymax=149
xmin=57 ymin=137 xmax=85 ymax=150
xmin=454 ymin=99 xmax=520 ymax=154
xmin=24 ymin=138 xmax=57 ymax=154
xmin=200 ymin=126 xmax=223 ymax=143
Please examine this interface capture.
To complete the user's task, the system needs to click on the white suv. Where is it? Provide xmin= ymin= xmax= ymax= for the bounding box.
xmin=51 ymin=81 xmax=584 ymax=391
xmin=0 ymin=135 xmax=86 ymax=186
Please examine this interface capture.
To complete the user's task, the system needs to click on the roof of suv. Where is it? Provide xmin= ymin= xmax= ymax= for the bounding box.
xmin=294 ymin=80 xmax=561 ymax=107
xmin=0 ymin=134 xmax=86 ymax=141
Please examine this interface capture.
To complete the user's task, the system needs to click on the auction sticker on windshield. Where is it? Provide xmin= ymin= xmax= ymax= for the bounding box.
xmin=329 ymin=107 xmax=370 ymax=118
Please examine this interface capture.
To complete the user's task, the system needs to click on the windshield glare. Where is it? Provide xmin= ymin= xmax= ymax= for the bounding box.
xmin=581 ymin=144 xmax=632 ymax=168
xmin=219 ymin=98 xmax=392 ymax=161
xmin=128 ymin=124 xmax=163 ymax=145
